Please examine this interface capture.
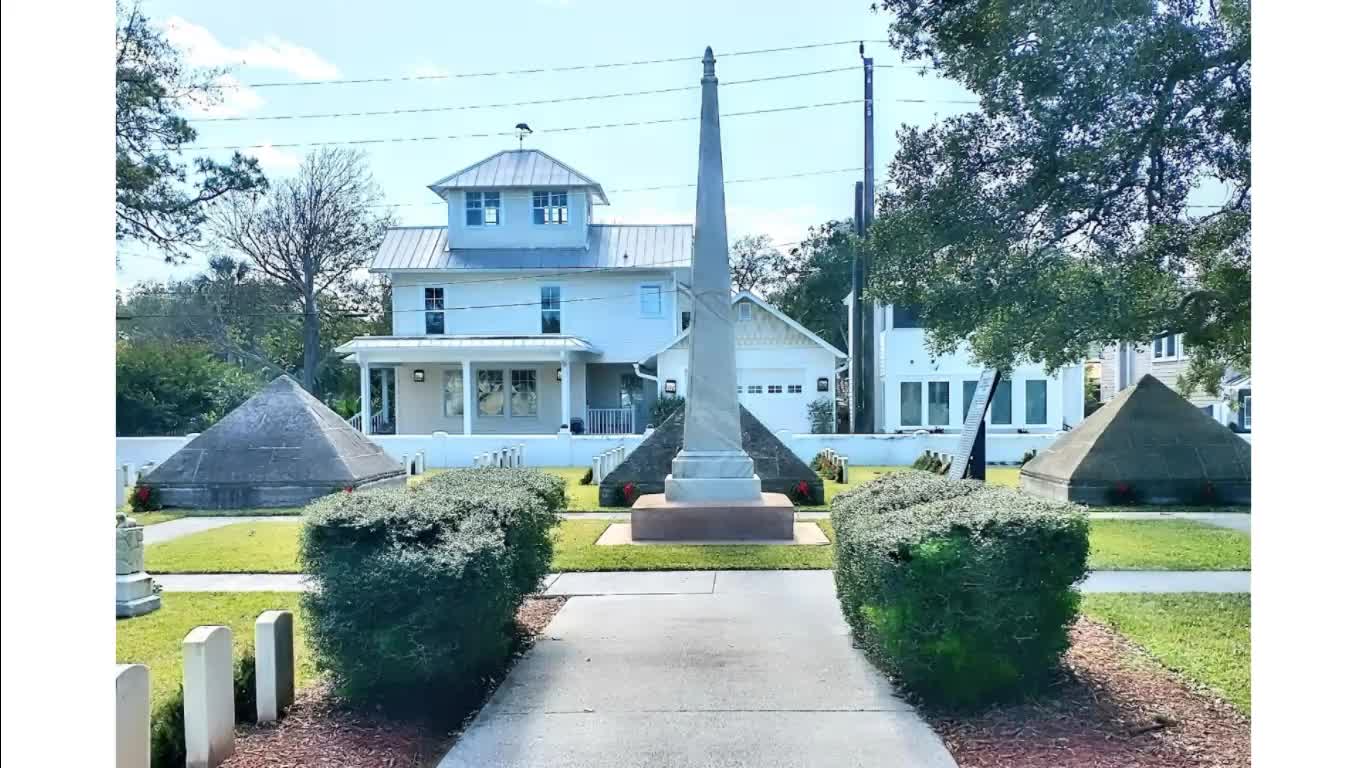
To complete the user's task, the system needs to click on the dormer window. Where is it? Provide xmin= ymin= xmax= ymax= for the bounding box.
xmin=533 ymin=190 xmax=569 ymax=225
xmin=465 ymin=191 xmax=500 ymax=226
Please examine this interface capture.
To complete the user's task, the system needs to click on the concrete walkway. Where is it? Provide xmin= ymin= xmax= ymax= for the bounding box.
xmin=155 ymin=569 xmax=1250 ymax=595
xmin=438 ymin=577 xmax=957 ymax=767
xmin=142 ymin=516 xmax=296 ymax=544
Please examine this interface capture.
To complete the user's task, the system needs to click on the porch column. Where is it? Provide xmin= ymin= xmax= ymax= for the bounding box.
xmin=560 ymin=354 xmax=572 ymax=430
xmin=462 ymin=361 xmax=474 ymax=436
xmin=359 ymin=361 xmax=373 ymax=435
xmin=380 ymin=368 xmax=391 ymax=425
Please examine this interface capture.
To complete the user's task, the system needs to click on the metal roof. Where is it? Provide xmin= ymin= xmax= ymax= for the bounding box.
xmin=428 ymin=150 xmax=609 ymax=204
xmin=370 ymin=224 xmax=692 ymax=271
xmin=336 ymin=335 xmax=599 ymax=355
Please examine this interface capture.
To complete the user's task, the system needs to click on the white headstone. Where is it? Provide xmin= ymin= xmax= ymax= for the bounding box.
xmin=254 ymin=611 xmax=295 ymax=724
xmin=415 ymin=450 xmax=426 ymax=474
xmin=116 ymin=525 xmax=161 ymax=617
xmin=401 ymin=454 xmax=411 ymax=476
xmin=182 ymin=626 xmax=235 ymax=768
xmin=592 ymin=456 xmax=603 ymax=485
xmin=115 ymin=664 xmax=150 ymax=768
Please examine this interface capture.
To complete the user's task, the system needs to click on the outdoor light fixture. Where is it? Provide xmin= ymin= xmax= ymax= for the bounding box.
xmin=817 ymin=377 xmax=830 ymax=392
xmin=556 ymin=367 xmax=563 ymax=382
xmin=664 ymin=379 xmax=678 ymax=394
xmin=412 ymin=369 xmax=425 ymax=383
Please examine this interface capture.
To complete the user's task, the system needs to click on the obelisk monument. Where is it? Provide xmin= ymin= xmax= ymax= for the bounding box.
xmin=629 ymin=47 xmax=795 ymax=540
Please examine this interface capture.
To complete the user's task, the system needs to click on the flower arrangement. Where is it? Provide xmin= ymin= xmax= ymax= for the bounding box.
xmin=1105 ymin=481 xmax=1139 ymax=505
xmin=130 ymin=484 xmax=161 ymax=513
xmin=790 ymin=479 xmax=815 ymax=506
xmin=618 ymin=481 xmax=639 ymax=506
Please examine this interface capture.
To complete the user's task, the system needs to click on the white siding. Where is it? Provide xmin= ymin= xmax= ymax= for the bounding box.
xmin=393 ymin=362 xmax=562 ymax=435
xmin=392 ymin=270 xmax=682 ymax=362
xmin=446 ymin=189 xmax=589 ymax=250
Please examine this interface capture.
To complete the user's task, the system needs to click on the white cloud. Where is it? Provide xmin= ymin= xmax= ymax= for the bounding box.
xmin=162 ymin=17 xmax=339 ymax=80
xmin=186 ymin=73 xmax=264 ymax=118
xmin=250 ymin=143 xmax=302 ymax=174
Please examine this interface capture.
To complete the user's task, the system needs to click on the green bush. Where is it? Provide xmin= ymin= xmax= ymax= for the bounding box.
xmin=806 ymin=398 xmax=835 ymax=433
xmin=149 ymin=686 xmax=186 ymax=768
xmin=116 ymin=340 xmax=262 ymax=436
xmin=299 ymin=468 xmax=562 ymax=713
xmin=234 ymin=651 xmax=257 ymax=724
xmin=830 ymin=470 xmax=1088 ymax=709
xmin=650 ymin=394 xmax=685 ymax=427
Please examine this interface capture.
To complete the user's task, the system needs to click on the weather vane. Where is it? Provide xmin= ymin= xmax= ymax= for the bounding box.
xmin=515 ymin=122 xmax=533 ymax=149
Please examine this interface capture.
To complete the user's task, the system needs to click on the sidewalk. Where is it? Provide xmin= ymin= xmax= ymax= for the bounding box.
xmin=154 ymin=568 xmax=1250 ymax=594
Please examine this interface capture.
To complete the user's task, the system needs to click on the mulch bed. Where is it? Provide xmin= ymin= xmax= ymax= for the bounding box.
xmin=220 ymin=596 xmax=567 ymax=768
xmin=930 ymin=618 xmax=1250 ymax=768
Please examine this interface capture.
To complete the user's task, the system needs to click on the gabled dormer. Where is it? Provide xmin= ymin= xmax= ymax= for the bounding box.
xmin=428 ymin=149 xmax=610 ymax=251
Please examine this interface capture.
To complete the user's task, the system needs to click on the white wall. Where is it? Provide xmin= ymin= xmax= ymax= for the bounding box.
xmin=878 ymin=321 xmax=1083 ymax=433
xmin=446 ymin=189 xmax=589 ymax=250
xmin=391 ymin=270 xmax=683 ymax=362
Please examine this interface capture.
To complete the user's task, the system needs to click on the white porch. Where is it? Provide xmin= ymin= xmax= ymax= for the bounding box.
xmin=336 ymin=336 xmax=650 ymax=436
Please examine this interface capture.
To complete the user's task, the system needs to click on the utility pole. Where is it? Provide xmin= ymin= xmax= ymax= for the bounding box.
xmin=852 ymin=42 xmax=877 ymax=433
xmin=850 ymin=182 xmax=865 ymax=434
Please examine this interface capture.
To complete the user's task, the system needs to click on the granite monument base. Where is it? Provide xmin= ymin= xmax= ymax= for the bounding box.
xmin=116 ymin=573 xmax=162 ymax=617
xmin=630 ymin=492 xmax=795 ymax=541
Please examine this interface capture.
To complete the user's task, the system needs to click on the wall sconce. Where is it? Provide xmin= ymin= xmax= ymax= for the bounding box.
xmin=556 ymin=367 xmax=563 ymax=382
xmin=817 ymin=377 xmax=830 ymax=392
xmin=664 ymin=379 xmax=678 ymax=394
xmin=412 ymin=369 xmax=425 ymax=383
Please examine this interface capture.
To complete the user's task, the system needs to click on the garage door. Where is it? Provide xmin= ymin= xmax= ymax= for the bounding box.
xmin=737 ymin=368 xmax=806 ymax=433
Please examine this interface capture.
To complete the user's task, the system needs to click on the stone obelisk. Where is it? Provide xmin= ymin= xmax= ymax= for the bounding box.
xmin=629 ymin=47 xmax=794 ymax=540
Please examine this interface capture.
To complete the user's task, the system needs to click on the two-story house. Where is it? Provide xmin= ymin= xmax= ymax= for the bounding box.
xmin=852 ymin=299 xmax=1085 ymax=434
xmin=337 ymin=149 xmax=844 ymax=436
xmin=1099 ymin=335 xmax=1251 ymax=431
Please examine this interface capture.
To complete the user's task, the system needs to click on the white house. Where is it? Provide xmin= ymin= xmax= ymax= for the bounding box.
xmin=337 ymin=149 xmax=844 ymax=437
xmin=853 ymin=299 xmax=1085 ymax=434
xmin=638 ymin=291 xmax=846 ymax=434
xmin=1099 ymin=335 xmax=1250 ymax=431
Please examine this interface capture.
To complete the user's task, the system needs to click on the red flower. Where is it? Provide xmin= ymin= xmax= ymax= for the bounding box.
xmin=135 ymin=486 xmax=150 ymax=502
xmin=622 ymin=482 xmax=637 ymax=504
xmin=343 ymin=486 xmax=354 ymax=494
xmin=797 ymin=480 xmax=810 ymax=495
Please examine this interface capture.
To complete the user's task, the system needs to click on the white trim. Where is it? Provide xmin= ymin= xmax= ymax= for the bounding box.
xmin=638 ymin=283 xmax=663 ymax=318
xmin=636 ymin=290 xmax=849 ymax=365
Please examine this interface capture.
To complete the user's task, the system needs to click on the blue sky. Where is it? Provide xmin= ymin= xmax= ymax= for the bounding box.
xmin=118 ymin=0 xmax=983 ymax=288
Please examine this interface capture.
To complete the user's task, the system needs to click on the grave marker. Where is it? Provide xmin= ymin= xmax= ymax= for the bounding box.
xmin=949 ymin=369 xmax=1001 ymax=481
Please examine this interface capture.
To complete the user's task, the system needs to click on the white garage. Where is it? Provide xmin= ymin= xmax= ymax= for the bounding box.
xmin=640 ymin=292 xmax=846 ymax=434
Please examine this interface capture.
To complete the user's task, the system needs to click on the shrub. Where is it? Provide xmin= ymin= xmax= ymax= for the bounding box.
xmin=234 ymin=651 xmax=257 ymax=724
xmin=789 ymin=479 xmax=816 ymax=506
xmin=579 ymin=467 xmax=594 ymax=485
xmin=806 ymin=398 xmax=835 ymax=433
xmin=809 ymin=452 xmax=840 ymax=481
xmin=130 ymin=484 xmax=162 ymax=513
xmin=299 ymin=468 xmax=561 ymax=713
xmin=1022 ymin=449 xmax=1038 ymax=464
xmin=650 ymin=394 xmax=685 ymax=427
xmin=830 ymin=471 xmax=1088 ymax=710
xmin=149 ymin=686 xmax=186 ymax=768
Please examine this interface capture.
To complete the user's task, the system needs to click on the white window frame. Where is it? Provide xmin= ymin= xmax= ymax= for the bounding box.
xmin=639 ymin=284 xmax=663 ymax=318
xmin=1152 ymin=333 xmax=1186 ymax=361
xmin=424 ymin=287 xmax=445 ymax=335
xmin=442 ymin=367 xmax=464 ymax=418
xmin=476 ymin=368 xmax=505 ymax=417
xmin=532 ymin=189 xmax=569 ymax=225
xmin=465 ymin=191 xmax=501 ymax=227
xmin=737 ymin=301 xmax=753 ymax=322
xmin=1024 ymin=379 xmax=1049 ymax=425
xmin=927 ymin=380 xmax=950 ymax=426
xmin=540 ymin=285 xmax=562 ymax=334
xmin=899 ymin=380 xmax=924 ymax=428
xmin=509 ymin=369 xmax=538 ymax=418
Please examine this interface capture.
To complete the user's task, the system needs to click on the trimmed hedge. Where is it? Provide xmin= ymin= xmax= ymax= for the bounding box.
xmin=300 ymin=468 xmax=562 ymax=712
xmin=831 ymin=470 xmax=1088 ymax=709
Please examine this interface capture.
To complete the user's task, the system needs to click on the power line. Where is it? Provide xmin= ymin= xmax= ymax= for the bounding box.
xmin=193 ymin=99 xmax=863 ymax=150
xmin=219 ymin=40 xmax=889 ymax=89
xmin=192 ymin=66 xmax=864 ymax=124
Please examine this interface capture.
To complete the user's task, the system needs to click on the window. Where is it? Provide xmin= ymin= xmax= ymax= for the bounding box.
xmin=1242 ymin=395 xmax=1251 ymax=430
xmin=737 ymin=302 xmax=753 ymax=322
xmin=681 ymin=311 xmax=691 ymax=330
xmin=532 ymin=190 xmax=569 ymax=225
xmin=900 ymin=381 xmax=923 ymax=426
xmin=767 ymin=385 xmax=782 ymax=394
xmin=424 ymin=288 xmax=445 ymax=334
xmin=891 ymin=304 xmax=922 ymax=329
xmin=620 ymin=374 xmax=642 ymax=409
xmin=476 ymin=369 xmax=504 ymax=416
xmin=787 ymin=384 xmax=803 ymax=394
xmin=962 ymin=380 xmax=978 ymax=420
xmin=465 ymin=191 xmax=500 ymax=226
xmin=510 ymin=369 xmax=538 ymax=417
xmin=1026 ymin=379 xmax=1048 ymax=424
xmin=442 ymin=368 xmax=464 ymax=418
xmin=639 ymin=284 xmax=662 ymax=317
xmin=540 ymin=286 xmax=561 ymax=334
xmin=928 ymin=381 xmax=950 ymax=426
xmin=1153 ymin=333 xmax=1183 ymax=360
xmin=991 ymin=378 xmax=1013 ymax=424
xmin=747 ymin=385 xmax=762 ymax=394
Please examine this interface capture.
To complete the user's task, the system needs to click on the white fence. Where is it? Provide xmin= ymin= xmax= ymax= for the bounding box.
xmin=584 ymin=407 xmax=634 ymax=435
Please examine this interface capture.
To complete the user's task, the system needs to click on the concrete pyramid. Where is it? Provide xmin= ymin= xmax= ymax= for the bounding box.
xmin=599 ymin=404 xmax=823 ymax=507
xmin=143 ymin=375 xmax=405 ymax=508
xmin=1020 ymin=374 xmax=1251 ymax=505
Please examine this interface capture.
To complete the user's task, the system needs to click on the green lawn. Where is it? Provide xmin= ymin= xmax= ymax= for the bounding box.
xmin=552 ymin=519 xmax=837 ymax=571
xmin=1082 ymin=593 xmax=1251 ymax=714
xmin=1088 ymin=519 xmax=1250 ymax=570
xmin=128 ymin=511 xmax=187 ymax=527
xmin=117 ymin=592 xmax=313 ymax=711
xmin=145 ymin=521 xmax=302 ymax=574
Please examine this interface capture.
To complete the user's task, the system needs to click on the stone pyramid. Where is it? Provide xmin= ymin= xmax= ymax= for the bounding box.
xmin=1020 ymin=374 xmax=1251 ymax=505
xmin=143 ymin=375 xmax=406 ymax=509
xmin=598 ymin=404 xmax=823 ymax=506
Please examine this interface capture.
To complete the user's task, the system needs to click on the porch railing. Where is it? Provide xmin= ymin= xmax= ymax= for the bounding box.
xmin=586 ymin=407 xmax=635 ymax=435
xmin=346 ymin=412 xmax=385 ymax=434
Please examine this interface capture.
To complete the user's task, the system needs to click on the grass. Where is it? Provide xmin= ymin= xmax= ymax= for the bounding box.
xmin=145 ymin=521 xmax=302 ymax=574
xmin=1081 ymin=593 xmax=1251 ymax=714
xmin=128 ymin=511 xmax=187 ymax=526
xmin=552 ymin=519 xmax=837 ymax=571
xmin=1088 ymin=519 xmax=1250 ymax=570
xmin=116 ymin=591 xmax=313 ymax=712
